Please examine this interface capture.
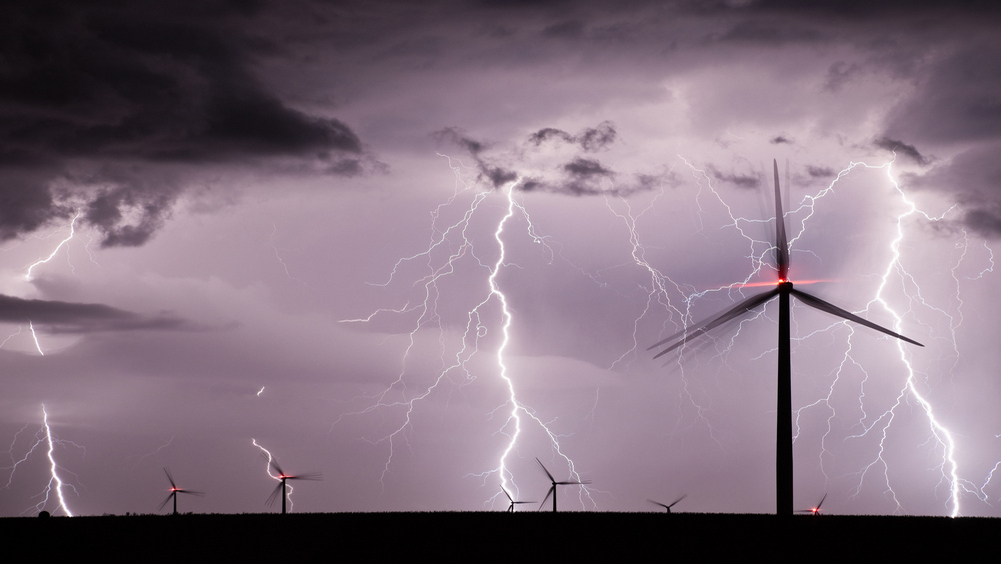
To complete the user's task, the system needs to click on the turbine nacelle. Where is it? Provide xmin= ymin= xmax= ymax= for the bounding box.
xmin=796 ymin=493 xmax=828 ymax=516
xmin=263 ymin=453 xmax=322 ymax=514
xmin=158 ymin=468 xmax=204 ymax=515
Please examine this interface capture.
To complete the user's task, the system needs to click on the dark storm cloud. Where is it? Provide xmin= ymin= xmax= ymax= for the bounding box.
xmin=528 ymin=122 xmax=617 ymax=152
xmin=707 ymin=166 xmax=759 ymax=189
xmin=431 ymin=127 xmax=518 ymax=188
xmin=563 ymin=157 xmax=613 ymax=178
xmin=770 ymin=135 xmax=793 ymax=145
xmin=873 ymin=137 xmax=929 ymax=166
xmin=437 ymin=122 xmax=664 ymax=196
xmin=85 ymin=185 xmax=174 ymax=248
xmin=0 ymin=0 xmax=368 ymax=246
xmin=520 ymin=171 xmax=665 ymax=197
xmin=806 ymin=165 xmax=834 ymax=178
xmin=904 ymin=143 xmax=1001 ymax=238
xmin=0 ymin=294 xmax=188 ymax=333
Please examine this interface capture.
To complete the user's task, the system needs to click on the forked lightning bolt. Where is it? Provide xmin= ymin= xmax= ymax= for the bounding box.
xmin=338 ymin=155 xmax=592 ymax=509
xmin=25 ymin=212 xmax=82 ymax=280
xmin=2 ymin=405 xmax=80 ymax=516
xmin=252 ymin=439 xmax=295 ymax=511
xmin=645 ymin=156 xmax=994 ymax=516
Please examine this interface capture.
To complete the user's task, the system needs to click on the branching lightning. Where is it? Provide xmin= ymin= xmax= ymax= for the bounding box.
xmin=25 ymin=212 xmax=82 ymax=280
xmin=337 ymin=154 xmax=593 ymax=510
xmin=252 ymin=438 xmax=293 ymax=510
xmin=641 ymin=156 xmax=994 ymax=516
xmin=2 ymin=405 xmax=81 ymax=516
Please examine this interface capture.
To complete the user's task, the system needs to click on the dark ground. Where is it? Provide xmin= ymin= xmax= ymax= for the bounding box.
xmin=3 ymin=512 xmax=994 ymax=559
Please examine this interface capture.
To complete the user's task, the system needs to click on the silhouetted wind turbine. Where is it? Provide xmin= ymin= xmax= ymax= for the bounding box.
xmin=265 ymin=455 xmax=322 ymax=515
xmin=796 ymin=493 xmax=827 ymax=516
xmin=650 ymin=159 xmax=923 ymax=516
xmin=536 ymin=457 xmax=589 ymax=513
xmin=648 ymin=494 xmax=687 ymax=513
xmin=501 ymin=486 xmax=534 ymax=512
xmin=158 ymin=468 xmax=203 ymax=515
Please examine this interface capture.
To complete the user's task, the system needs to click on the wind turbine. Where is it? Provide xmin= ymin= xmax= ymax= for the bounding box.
xmin=536 ymin=457 xmax=590 ymax=513
xmin=264 ymin=455 xmax=322 ymax=514
xmin=796 ymin=493 xmax=827 ymax=516
xmin=648 ymin=494 xmax=687 ymax=513
xmin=501 ymin=486 xmax=535 ymax=513
xmin=158 ymin=468 xmax=203 ymax=515
xmin=650 ymin=159 xmax=923 ymax=516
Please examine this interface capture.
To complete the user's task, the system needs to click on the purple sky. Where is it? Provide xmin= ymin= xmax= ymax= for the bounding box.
xmin=3 ymin=0 xmax=1001 ymax=517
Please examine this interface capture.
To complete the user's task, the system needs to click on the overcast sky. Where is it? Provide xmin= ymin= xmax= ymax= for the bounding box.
xmin=2 ymin=0 xmax=1001 ymax=517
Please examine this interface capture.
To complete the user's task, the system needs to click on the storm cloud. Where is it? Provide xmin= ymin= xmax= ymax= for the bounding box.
xmin=0 ymin=294 xmax=187 ymax=333
xmin=1 ymin=0 xmax=369 ymax=246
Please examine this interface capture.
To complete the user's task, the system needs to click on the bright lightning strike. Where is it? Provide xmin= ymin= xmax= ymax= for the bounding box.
xmin=252 ymin=439 xmax=293 ymax=510
xmin=2 ymin=405 xmax=80 ymax=516
xmin=26 ymin=212 xmax=81 ymax=280
xmin=337 ymin=155 xmax=593 ymax=510
xmin=29 ymin=321 xmax=43 ymax=356
xmin=643 ymin=156 xmax=991 ymax=516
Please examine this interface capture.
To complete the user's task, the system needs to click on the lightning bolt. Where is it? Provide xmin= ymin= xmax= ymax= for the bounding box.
xmin=0 ymin=325 xmax=22 ymax=348
xmin=29 ymin=321 xmax=44 ymax=356
xmin=2 ymin=405 xmax=80 ymax=516
xmin=25 ymin=212 xmax=81 ymax=280
xmin=338 ymin=154 xmax=593 ymax=510
xmin=645 ymin=156 xmax=990 ymax=516
xmin=251 ymin=439 xmax=293 ymax=511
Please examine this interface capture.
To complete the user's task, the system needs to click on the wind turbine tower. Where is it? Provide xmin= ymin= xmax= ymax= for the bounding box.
xmin=650 ymin=160 xmax=923 ymax=516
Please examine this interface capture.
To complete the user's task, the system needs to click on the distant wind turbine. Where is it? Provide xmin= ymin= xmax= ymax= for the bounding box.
xmin=158 ymin=468 xmax=203 ymax=515
xmin=650 ymin=159 xmax=923 ymax=516
xmin=796 ymin=493 xmax=828 ymax=516
xmin=536 ymin=457 xmax=589 ymax=513
xmin=501 ymin=486 xmax=534 ymax=512
xmin=264 ymin=455 xmax=322 ymax=514
xmin=648 ymin=494 xmax=687 ymax=513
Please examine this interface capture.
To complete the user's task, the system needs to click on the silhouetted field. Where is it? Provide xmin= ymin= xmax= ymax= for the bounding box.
xmin=3 ymin=512 xmax=994 ymax=558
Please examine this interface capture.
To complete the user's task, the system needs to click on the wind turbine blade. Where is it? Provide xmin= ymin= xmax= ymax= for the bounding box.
xmin=287 ymin=472 xmax=323 ymax=481
xmin=539 ymin=486 xmax=554 ymax=511
xmin=158 ymin=493 xmax=174 ymax=512
xmin=816 ymin=493 xmax=827 ymax=511
xmin=651 ymin=289 xmax=780 ymax=359
xmin=268 ymin=457 xmax=285 ymax=477
xmin=773 ymin=159 xmax=789 ymax=280
xmin=535 ymin=458 xmax=556 ymax=484
xmin=669 ymin=493 xmax=688 ymax=507
xmin=790 ymin=289 xmax=923 ymax=347
xmin=163 ymin=468 xmax=176 ymax=489
xmin=501 ymin=487 xmax=514 ymax=502
xmin=647 ymin=499 xmax=669 ymax=509
xmin=557 ymin=480 xmax=590 ymax=485
xmin=266 ymin=482 xmax=284 ymax=507
xmin=178 ymin=489 xmax=205 ymax=497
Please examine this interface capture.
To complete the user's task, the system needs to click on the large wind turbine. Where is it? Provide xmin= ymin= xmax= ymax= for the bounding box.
xmin=648 ymin=493 xmax=687 ymax=513
xmin=649 ymin=159 xmax=923 ymax=516
xmin=501 ymin=486 xmax=535 ymax=513
xmin=264 ymin=456 xmax=322 ymax=515
xmin=158 ymin=468 xmax=203 ymax=515
xmin=536 ymin=457 xmax=589 ymax=513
